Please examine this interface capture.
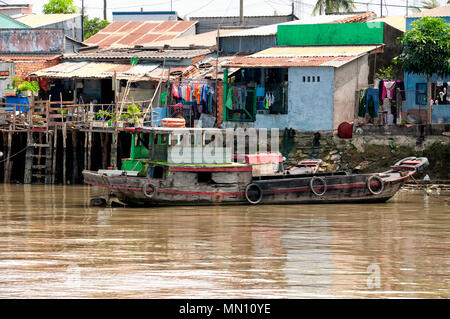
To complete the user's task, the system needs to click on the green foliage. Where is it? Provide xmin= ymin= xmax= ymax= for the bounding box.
xmin=421 ymin=0 xmax=439 ymax=9
xmin=313 ymin=0 xmax=355 ymax=15
xmin=12 ymin=78 xmax=23 ymax=89
xmin=43 ymin=0 xmax=78 ymax=14
xmin=96 ymin=109 xmax=113 ymax=121
xmin=121 ymin=104 xmax=142 ymax=125
xmin=422 ymin=141 xmax=450 ymax=179
xmin=375 ymin=65 xmax=399 ymax=80
xmin=396 ymin=17 xmax=450 ymax=79
xmin=16 ymin=80 xmax=40 ymax=92
xmin=83 ymin=16 xmax=110 ymax=40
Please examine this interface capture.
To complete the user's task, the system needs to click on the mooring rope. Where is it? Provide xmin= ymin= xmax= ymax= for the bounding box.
xmin=0 ymin=146 xmax=28 ymax=163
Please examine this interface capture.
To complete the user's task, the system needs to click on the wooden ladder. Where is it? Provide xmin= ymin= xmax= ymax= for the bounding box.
xmin=24 ymin=101 xmax=53 ymax=184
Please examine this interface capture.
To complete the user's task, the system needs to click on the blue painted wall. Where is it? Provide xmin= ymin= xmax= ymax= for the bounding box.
xmin=404 ymin=16 xmax=450 ymax=123
xmin=254 ymin=67 xmax=335 ymax=131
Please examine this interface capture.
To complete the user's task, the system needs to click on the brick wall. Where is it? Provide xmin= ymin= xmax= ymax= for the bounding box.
xmin=13 ymin=57 xmax=60 ymax=79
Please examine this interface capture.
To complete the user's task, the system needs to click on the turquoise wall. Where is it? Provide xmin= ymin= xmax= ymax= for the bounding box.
xmin=404 ymin=16 xmax=450 ymax=124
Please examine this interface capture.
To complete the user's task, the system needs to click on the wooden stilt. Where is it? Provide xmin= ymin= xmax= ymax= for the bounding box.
xmin=52 ymin=127 xmax=58 ymax=184
xmin=87 ymin=122 xmax=92 ymax=171
xmin=111 ymin=129 xmax=118 ymax=169
xmin=84 ymin=131 xmax=88 ymax=171
xmin=62 ymin=123 xmax=67 ymax=185
xmin=44 ymin=131 xmax=52 ymax=184
xmin=101 ymin=132 xmax=109 ymax=169
xmin=24 ymin=129 xmax=33 ymax=184
xmin=72 ymin=130 xmax=78 ymax=184
xmin=4 ymin=127 xmax=12 ymax=184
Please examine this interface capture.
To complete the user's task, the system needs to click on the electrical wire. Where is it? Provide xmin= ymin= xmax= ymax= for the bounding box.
xmin=184 ymin=0 xmax=219 ymax=16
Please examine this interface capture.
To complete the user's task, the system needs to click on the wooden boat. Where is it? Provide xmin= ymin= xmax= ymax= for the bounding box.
xmin=82 ymin=128 xmax=428 ymax=206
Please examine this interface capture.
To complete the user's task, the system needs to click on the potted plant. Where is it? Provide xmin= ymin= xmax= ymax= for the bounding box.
xmin=123 ymin=103 xmax=141 ymax=127
xmin=17 ymin=80 xmax=40 ymax=97
xmin=95 ymin=109 xmax=112 ymax=127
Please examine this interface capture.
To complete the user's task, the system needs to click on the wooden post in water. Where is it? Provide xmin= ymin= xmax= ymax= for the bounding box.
xmin=87 ymin=122 xmax=92 ymax=170
xmin=111 ymin=129 xmax=118 ymax=170
xmin=84 ymin=130 xmax=88 ymax=171
xmin=4 ymin=127 xmax=13 ymax=184
xmin=62 ymin=123 xmax=67 ymax=185
xmin=24 ymin=129 xmax=33 ymax=184
xmin=52 ymin=127 xmax=58 ymax=184
xmin=102 ymin=132 xmax=109 ymax=169
xmin=72 ymin=130 xmax=78 ymax=184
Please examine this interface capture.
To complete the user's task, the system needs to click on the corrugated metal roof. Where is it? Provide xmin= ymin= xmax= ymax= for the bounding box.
xmin=63 ymin=48 xmax=212 ymax=61
xmin=15 ymin=14 xmax=81 ymax=28
xmin=223 ymin=45 xmax=381 ymax=68
xmin=83 ymin=20 xmax=197 ymax=49
xmin=371 ymin=16 xmax=405 ymax=32
xmin=0 ymin=12 xmax=30 ymax=28
xmin=0 ymin=54 xmax=61 ymax=62
xmin=251 ymin=45 xmax=383 ymax=58
xmin=145 ymin=29 xmax=243 ymax=49
xmin=31 ymin=61 xmax=164 ymax=80
xmin=224 ymin=56 xmax=358 ymax=68
xmin=220 ymin=12 xmax=376 ymax=38
xmin=409 ymin=4 xmax=450 ymax=17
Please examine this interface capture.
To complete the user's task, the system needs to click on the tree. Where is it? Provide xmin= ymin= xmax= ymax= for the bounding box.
xmin=43 ymin=0 xmax=78 ymax=14
xmin=83 ymin=16 xmax=110 ymax=40
xmin=421 ymin=0 xmax=439 ymax=9
xmin=313 ymin=0 xmax=355 ymax=15
xmin=396 ymin=17 xmax=450 ymax=124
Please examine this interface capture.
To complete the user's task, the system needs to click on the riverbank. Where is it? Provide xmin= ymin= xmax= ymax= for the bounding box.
xmin=283 ymin=124 xmax=449 ymax=181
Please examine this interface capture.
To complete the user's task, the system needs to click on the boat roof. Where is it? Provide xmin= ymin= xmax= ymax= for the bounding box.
xmin=125 ymin=127 xmax=224 ymax=134
xmin=146 ymin=160 xmax=252 ymax=171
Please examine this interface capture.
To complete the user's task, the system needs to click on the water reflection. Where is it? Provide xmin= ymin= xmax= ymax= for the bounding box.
xmin=0 ymin=184 xmax=448 ymax=298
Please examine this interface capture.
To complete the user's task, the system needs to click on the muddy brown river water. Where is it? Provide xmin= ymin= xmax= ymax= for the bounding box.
xmin=0 ymin=184 xmax=448 ymax=298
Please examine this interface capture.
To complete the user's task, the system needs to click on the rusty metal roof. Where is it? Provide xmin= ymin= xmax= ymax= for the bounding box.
xmin=224 ymin=45 xmax=382 ymax=68
xmin=0 ymin=54 xmax=61 ymax=62
xmin=83 ymin=20 xmax=197 ymax=49
xmin=252 ymin=45 xmax=383 ymax=57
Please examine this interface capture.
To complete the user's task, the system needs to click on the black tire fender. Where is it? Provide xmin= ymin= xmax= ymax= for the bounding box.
xmin=367 ymin=175 xmax=384 ymax=195
xmin=310 ymin=176 xmax=327 ymax=196
xmin=245 ymin=183 xmax=263 ymax=205
xmin=143 ymin=182 xmax=157 ymax=198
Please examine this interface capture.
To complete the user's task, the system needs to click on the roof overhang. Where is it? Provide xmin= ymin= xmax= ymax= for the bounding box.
xmin=223 ymin=45 xmax=384 ymax=68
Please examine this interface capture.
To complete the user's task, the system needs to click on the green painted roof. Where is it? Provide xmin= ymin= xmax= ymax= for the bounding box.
xmin=0 ymin=13 xmax=30 ymax=29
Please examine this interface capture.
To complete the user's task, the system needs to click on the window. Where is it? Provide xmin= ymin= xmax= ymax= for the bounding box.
xmin=415 ymin=83 xmax=427 ymax=105
xmin=226 ymin=67 xmax=289 ymax=120
xmin=197 ymin=172 xmax=212 ymax=183
xmin=149 ymin=166 xmax=164 ymax=179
